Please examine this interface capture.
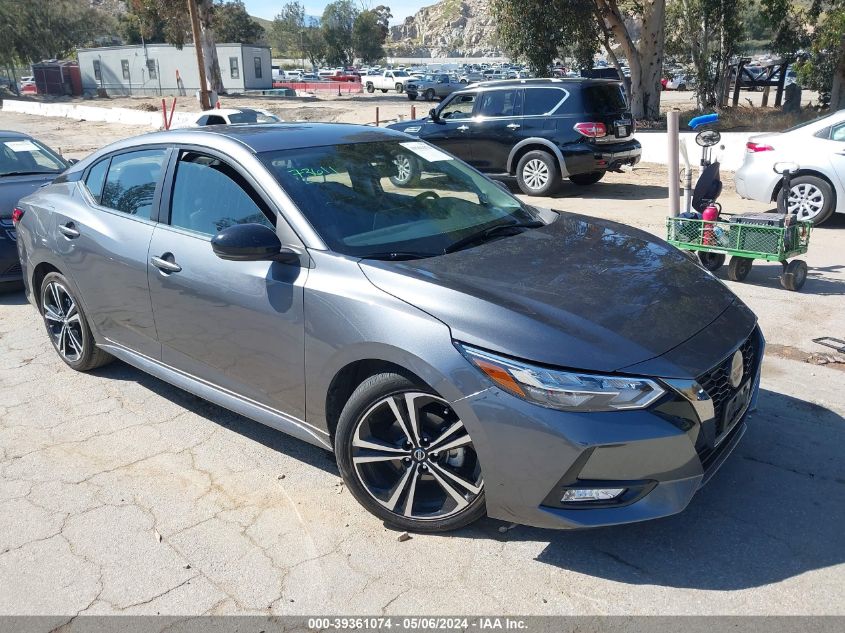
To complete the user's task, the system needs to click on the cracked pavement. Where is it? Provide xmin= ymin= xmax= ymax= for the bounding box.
xmin=0 ymin=113 xmax=844 ymax=616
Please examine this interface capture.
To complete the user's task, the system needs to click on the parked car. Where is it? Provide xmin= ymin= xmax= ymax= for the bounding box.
xmin=184 ymin=108 xmax=283 ymax=127
xmin=406 ymin=74 xmax=464 ymax=101
xmin=664 ymin=74 xmax=695 ymax=90
xmin=365 ymin=70 xmax=413 ymax=93
xmin=459 ymin=71 xmax=485 ymax=84
xmin=0 ymin=131 xmax=69 ymax=289
xmin=735 ymin=110 xmax=845 ymax=225
xmin=15 ymin=124 xmax=762 ymax=532
xmin=388 ymin=78 xmax=641 ymax=196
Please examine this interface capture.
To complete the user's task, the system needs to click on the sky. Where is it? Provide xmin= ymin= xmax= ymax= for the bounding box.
xmin=242 ymin=0 xmax=432 ymax=24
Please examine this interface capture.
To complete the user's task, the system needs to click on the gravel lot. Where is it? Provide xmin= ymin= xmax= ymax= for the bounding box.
xmin=0 ymin=110 xmax=843 ymax=616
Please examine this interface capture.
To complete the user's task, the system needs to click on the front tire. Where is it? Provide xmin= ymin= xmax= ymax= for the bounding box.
xmin=424 ymin=88 xmax=435 ymax=101
xmin=335 ymin=373 xmax=486 ymax=533
xmin=389 ymin=152 xmax=421 ymax=187
xmin=516 ymin=150 xmax=561 ymax=196
xmin=40 ymin=272 xmax=112 ymax=371
xmin=569 ymin=171 xmax=606 ymax=186
xmin=776 ymin=175 xmax=834 ymax=225
xmin=407 ymin=93 xmax=417 ymax=101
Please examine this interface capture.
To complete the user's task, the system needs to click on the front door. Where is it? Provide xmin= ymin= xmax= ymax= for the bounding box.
xmin=147 ymin=149 xmax=308 ymax=419
xmin=52 ymin=147 xmax=169 ymax=359
xmin=468 ymin=88 xmax=524 ymax=172
xmin=420 ymin=92 xmax=478 ymax=162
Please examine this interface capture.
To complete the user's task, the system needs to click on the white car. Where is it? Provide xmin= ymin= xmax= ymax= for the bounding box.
xmin=184 ymin=108 xmax=283 ymax=127
xmin=665 ymin=75 xmax=694 ymax=90
xmin=735 ymin=110 xmax=845 ymax=225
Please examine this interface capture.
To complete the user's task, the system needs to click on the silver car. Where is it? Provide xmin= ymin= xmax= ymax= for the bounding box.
xmin=16 ymin=124 xmax=762 ymax=533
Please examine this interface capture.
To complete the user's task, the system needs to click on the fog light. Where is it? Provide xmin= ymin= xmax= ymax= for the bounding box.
xmin=561 ymin=488 xmax=626 ymax=503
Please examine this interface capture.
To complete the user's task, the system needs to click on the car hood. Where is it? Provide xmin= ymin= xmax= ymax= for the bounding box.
xmin=359 ymin=212 xmax=742 ymax=374
xmin=0 ymin=173 xmax=57 ymax=217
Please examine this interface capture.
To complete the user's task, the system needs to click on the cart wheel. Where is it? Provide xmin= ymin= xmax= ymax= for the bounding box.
xmin=698 ymin=251 xmax=725 ymax=271
xmin=780 ymin=260 xmax=808 ymax=291
xmin=727 ymin=256 xmax=753 ymax=281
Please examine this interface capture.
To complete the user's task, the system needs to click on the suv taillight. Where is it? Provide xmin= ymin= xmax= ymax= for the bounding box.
xmin=11 ymin=207 xmax=24 ymax=224
xmin=574 ymin=122 xmax=607 ymax=138
xmin=746 ymin=141 xmax=774 ymax=152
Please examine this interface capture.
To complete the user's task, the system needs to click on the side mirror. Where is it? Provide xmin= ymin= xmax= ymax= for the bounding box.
xmin=211 ymin=223 xmax=298 ymax=263
xmin=66 ymin=158 xmax=79 ymax=165
xmin=429 ymin=108 xmax=440 ymax=121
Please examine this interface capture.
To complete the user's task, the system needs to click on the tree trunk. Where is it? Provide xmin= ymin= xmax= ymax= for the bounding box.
xmin=197 ymin=0 xmax=224 ymax=95
xmin=832 ymin=32 xmax=845 ymax=110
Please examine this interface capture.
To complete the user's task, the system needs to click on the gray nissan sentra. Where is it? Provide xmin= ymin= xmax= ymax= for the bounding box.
xmin=14 ymin=124 xmax=763 ymax=532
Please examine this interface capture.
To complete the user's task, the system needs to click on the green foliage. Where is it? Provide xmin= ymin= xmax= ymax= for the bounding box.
xmin=214 ymin=1 xmax=265 ymax=44
xmin=0 ymin=0 xmax=114 ymax=63
xmin=322 ymin=0 xmax=358 ymax=66
xmin=353 ymin=8 xmax=391 ymax=63
xmin=796 ymin=3 xmax=845 ymax=94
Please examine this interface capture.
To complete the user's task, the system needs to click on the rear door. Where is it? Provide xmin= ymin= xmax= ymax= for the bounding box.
xmin=52 ymin=147 xmax=169 ymax=359
xmin=146 ymin=148 xmax=308 ymax=420
xmin=468 ymin=87 xmax=524 ymax=172
xmin=418 ymin=91 xmax=478 ymax=162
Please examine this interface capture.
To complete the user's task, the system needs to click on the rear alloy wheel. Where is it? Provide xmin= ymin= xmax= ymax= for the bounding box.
xmin=777 ymin=175 xmax=834 ymax=225
xmin=569 ymin=171 xmax=606 ymax=186
xmin=424 ymin=88 xmax=435 ymax=101
xmin=40 ymin=272 xmax=112 ymax=371
xmin=336 ymin=373 xmax=486 ymax=532
xmin=516 ymin=150 xmax=561 ymax=196
xmin=366 ymin=83 xmax=375 ymax=93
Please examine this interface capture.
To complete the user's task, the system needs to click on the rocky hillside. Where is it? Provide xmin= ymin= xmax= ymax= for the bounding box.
xmin=389 ymin=0 xmax=500 ymax=57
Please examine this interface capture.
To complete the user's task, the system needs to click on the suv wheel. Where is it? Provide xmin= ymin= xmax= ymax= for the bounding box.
xmin=569 ymin=171 xmax=606 ymax=186
xmin=407 ymin=93 xmax=417 ymax=101
xmin=40 ymin=272 xmax=112 ymax=371
xmin=335 ymin=372 xmax=486 ymax=533
xmin=516 ymin=151 xmax=561 ymax=196
xmin=389 ymin=153 xmax=420 ymax=187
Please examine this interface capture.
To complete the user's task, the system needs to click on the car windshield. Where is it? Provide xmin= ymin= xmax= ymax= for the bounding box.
xmin=260 ymin=140 xmax=539 ymax=257
xmin=392 ymin=71 xmax=409 ymax=77
xmin=0 ymin=137 xmax=67 ymax=176
xmin=229 ymin=110 xmax=280 ymax=124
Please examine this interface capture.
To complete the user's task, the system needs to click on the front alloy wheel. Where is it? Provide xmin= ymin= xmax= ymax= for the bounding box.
xmin=336 ymin=373 xmax=485 ymax=532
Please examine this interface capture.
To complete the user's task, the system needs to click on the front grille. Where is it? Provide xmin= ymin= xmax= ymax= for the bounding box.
xmin=697 ymin=330 xmax=759 ymax=434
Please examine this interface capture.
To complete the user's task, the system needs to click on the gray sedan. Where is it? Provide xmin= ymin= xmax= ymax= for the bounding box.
xmin=15 ymin=124 xmax=762 ymax=532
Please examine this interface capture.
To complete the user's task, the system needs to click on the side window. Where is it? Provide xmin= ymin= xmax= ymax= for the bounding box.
xmin=831 ymin=124 xmax=845 ymax=142
xmin=169 ymin=152 xmax=274 ymax=237
xmin=100 ymin=149 xmax=167 ymax=219
xmin=254 ymin=57 xmax=262 ymax=78
xmin=476 ymin=89 xmax=522 ymax=117
xmin=230 ymin=57 xmax=239 ymax=79
xmin=204 ymin=115 xmax=226 ymax=125
xmin=440 ymin=93 xmax=476 ymax=119
xmin=524 ymin=88 xmax=567 ymax=116
xmin=84 ymin=158 xmax=110 ymax=204
xmin=121 ymin=59 xmax=130 ymax=80
xmin=93 ymin=60 xmax=101 ymax=82
xmin=146 ymin=59 xmax=157 ymax=79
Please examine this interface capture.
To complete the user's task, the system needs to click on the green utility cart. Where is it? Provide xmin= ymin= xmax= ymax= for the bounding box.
xmin=666 ymin=214 xmax=813 ymax=291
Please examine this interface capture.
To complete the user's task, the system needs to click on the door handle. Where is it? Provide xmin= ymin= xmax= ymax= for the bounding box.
xmin=506 ymin=123 xmax=521 ymax=130
xmin=150 ymin=255 xmax=182 ymax=273
xmin=58 ymin=222 xmax=80 ymax=238
xmin=457 ymin=125 xmax=469 ymax=131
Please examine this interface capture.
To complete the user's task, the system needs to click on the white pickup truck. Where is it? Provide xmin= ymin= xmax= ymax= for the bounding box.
xmin=364 ymin=70 xmax=413 ymax=94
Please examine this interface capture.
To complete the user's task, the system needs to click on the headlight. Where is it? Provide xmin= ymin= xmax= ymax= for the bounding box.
xmin=457 ymin=344 xmax=666 ymax=412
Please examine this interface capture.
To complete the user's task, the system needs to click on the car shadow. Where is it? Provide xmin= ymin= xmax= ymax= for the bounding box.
xmin=89 ymin=360 xmax=339 ymax=476
xmin=457 ymin=389 xmax=845 ymax=590
xmin=554 ymin=182 xmax=669 ymax=201
xmin=710 ymin=261 xmax=845 ymax=295
xmin=0 ymin=286 xmax=27 ymax=305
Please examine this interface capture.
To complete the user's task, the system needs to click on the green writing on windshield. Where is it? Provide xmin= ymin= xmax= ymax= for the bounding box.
xmin=287 ymin=165 xmax=339 ymax=182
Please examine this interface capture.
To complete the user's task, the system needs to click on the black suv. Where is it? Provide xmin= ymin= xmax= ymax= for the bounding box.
xmin=388 ymin=78 xmax=641 ymax=196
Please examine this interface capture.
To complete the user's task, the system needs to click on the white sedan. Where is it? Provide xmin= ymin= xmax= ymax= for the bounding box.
xmin=735 ymin=110 xmax=845 ymax=225
xmin=185 ymin=108 xmax=283 ymax=127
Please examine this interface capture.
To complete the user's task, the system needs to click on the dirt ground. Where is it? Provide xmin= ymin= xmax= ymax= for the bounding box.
xmin=0 ymin=108 xmax=843 ymax=617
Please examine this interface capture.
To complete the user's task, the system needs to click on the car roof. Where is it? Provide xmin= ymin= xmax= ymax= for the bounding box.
xmin=0 ymin=130 xmax=34 ymax=140
xmin=74 ymin=123 xmax=412 ymax=160
xmin=463 ymin=78 xmax=619 ymax=90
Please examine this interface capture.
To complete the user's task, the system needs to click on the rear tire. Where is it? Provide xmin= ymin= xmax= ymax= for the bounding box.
xmin=395 ymin=83 xmax=404 ymax=93
xmin=366 ymin=83 xmax=375 ymax=93
xmin=40 ymin=272 xmax=113 ymax=371
xmin=381 ymin=89 xmax=388 ymax=93
xmin=776 ymin=175 xmax=834 ymax=225
xmin=516 ymin=150 xmax=561 ymax=196
xmin=698 ymin=251 xmax=725 ymax=271
xmin=569 ymin=171 xmax=606 ymax=186
xmin=727 ymin=256 xmax=753 ymax=281
xmin=334 ymin=372 xmax=486 ymax=533
xmin=390 ymin=152 xmax=421 ymax=187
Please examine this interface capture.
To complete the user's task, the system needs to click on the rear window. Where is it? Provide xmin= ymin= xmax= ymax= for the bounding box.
xmin=583 ymin=84 xmax=628 ymax=114
xmin=523 ymin=88 xmax=567 ymax=116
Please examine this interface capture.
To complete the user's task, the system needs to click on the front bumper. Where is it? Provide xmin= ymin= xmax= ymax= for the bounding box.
xmin=450 ymin=327 xmax=763 ymax=530
xmin=0 ymin=224 xmax=22 ymax=282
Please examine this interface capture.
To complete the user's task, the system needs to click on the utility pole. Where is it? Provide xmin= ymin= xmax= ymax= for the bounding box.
xmin=187 ymin=0 xmax=211 ymax=110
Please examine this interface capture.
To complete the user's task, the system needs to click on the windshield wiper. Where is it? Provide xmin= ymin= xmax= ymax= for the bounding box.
xmin=1 ymin=170 xmax=58 ymax=177
xmin=444 ymin=220 xmax=544 ymax=254
xmin=359 ymin=251 xmax=438 ymax=261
